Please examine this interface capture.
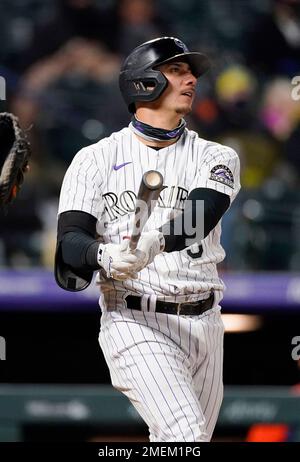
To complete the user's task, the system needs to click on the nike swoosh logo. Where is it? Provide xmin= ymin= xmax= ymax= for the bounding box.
xmin=113 ymin=162 xmax=132 ymax=171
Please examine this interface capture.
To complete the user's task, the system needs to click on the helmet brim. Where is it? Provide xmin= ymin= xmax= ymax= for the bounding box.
xmin=155 ymin=52 xmax=210 ymax=78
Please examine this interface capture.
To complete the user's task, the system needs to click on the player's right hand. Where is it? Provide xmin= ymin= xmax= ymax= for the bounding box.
xmin=97 ymin=240 xmax=144 ymax=281
xmin=134 ymin=230 xmax=165 ymax=271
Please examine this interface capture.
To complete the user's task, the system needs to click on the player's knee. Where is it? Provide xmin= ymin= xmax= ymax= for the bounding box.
xmin=153 ymin=414 xmax=209 ymax=442
xmin=175 ymin=424 xmax=209 ymax=442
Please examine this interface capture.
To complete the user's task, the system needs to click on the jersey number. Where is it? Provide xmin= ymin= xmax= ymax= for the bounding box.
xmin=186 ymin=243 xmax=203 ymax=259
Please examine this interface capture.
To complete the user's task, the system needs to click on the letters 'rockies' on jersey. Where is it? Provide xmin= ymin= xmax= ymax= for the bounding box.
xmin=58 ymin=127 xmax=241 ymax=310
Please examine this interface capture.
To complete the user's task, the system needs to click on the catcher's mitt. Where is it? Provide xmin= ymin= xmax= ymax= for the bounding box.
xmin=0 ymin=112 xmax=30 ymax=209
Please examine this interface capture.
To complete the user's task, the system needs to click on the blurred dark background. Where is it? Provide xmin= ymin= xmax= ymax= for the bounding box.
xmin=1 ymin=0 xmax=300 ymax=272
xmin=0 ymin=0 xmax=300 ymax=442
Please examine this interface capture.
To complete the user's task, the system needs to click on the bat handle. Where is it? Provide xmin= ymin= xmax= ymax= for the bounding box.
xmin=129 ymin=235 xmax=139 ymax=252
xmin=123 ymin=235 xmax=138 ymax=253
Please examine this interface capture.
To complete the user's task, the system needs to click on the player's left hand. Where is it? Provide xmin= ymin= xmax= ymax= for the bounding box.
xmin=134 ymin=230 xmax=165 ymax=271
xmin=98 ymin=239 xmax=143 ymax=281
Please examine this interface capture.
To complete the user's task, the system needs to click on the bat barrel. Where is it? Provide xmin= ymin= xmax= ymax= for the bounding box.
xmin=142 ymin=170 xmax=163 ymax=190
xmin=129 ymin=170 xmax=164 ymax=252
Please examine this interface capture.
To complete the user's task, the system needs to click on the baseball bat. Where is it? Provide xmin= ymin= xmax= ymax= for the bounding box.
xmin=129 ymin=170 xmax=164 ymax=252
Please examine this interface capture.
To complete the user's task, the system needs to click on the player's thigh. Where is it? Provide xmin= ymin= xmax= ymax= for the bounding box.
xmin=192 ymin=308 xmax=224 ymax=439
xmin=99 ymin=313 xmax=208 ymax=441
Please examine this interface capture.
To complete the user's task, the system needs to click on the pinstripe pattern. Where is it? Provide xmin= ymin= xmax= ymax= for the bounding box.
xmin=58 ymin=125 xmax=240 ymax=442
xmin=99 ymin=306 xmax=224 ymax=442
xmin=58 ymin=128 xmax=240 ymax=308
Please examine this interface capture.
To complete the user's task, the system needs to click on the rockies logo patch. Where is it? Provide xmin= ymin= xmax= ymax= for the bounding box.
xmin=210 ymin=165 xmax=234 ymax=189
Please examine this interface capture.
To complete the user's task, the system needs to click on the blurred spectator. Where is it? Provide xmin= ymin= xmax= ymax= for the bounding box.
xmin=107 ymin=0 xmax=170 ymax=57
xmin=11 ymin=0 xmax=123 ymax=176
xmin=213 ymin=65 xmax=257 ymax=135
xmin=260 ymin=77 xmax=300 ymax=181
xmin=12 ymin=37 xmax=120 ymax=133
xmin=12 ymin=0 xmax=122 ymax=129
xmin=260 ymin=77 xmax=300 ymax=141
xmin=1 ymin=0 xmax=126 ymax=267
xmin=193 ymin=67 xmax=300 ymax=271
xmin=19 ymin=0 xmax=114 ymax=71
xmin=9 ymin=0 xmax=171 ymax=181
xmin=246 ymin=0 xmax=300 ymax=77
xmin=193 ymin=65 xmax=281 ymax=189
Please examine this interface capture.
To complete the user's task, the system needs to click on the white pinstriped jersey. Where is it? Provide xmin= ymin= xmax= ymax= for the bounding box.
xmin=58 ymin=127 xmax=240 ymax=310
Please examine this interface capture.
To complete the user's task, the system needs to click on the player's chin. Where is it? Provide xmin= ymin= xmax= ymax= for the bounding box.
xmin=175 ymin=104 xmax=193 ymax=116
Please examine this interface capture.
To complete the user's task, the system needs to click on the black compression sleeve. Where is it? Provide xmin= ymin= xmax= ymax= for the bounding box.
xmin=62 ymin=232 xmax=99 ymax=270
xmin=58 ymin=211 xmax=99 ymax=270
xmin=160 ymin=188 xmax=230 ymax=252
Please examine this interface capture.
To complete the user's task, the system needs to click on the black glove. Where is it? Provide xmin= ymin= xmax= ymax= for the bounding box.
xmin=0 ymin=112 xmax=30 ymax=210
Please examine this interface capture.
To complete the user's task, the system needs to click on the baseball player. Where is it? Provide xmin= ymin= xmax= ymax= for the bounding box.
xmin=55 ymin=37 xmax=240 ymax=442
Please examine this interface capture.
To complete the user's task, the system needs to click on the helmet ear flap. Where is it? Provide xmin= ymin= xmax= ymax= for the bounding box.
xmin=132 ymin=79 xmax=155 ymax=93
xmin=119 ymin=68 xmax=168 ymax=113
xmin=128 ymin=79 xmax=156 ymax=114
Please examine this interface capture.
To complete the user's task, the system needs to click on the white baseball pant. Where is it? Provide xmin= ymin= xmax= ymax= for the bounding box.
xmin=99 ymin=305 xmax=224 ymax=442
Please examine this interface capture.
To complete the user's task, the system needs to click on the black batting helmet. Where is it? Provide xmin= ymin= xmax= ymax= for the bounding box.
xmin=119 ymin=36 xmax=210 ymax=113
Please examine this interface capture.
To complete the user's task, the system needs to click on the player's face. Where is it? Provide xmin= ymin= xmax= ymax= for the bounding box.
xmin=156 ymin=62 xmax=197 ymax=116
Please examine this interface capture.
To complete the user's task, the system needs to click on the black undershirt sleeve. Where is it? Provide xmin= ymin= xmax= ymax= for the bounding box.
xmin=160 ymin=187 xmax=230 ymax=252
xmin=62 ymin=232 xmax=99 ymax=270
xmin=58 ymin=211 xmax=99 ymax=270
